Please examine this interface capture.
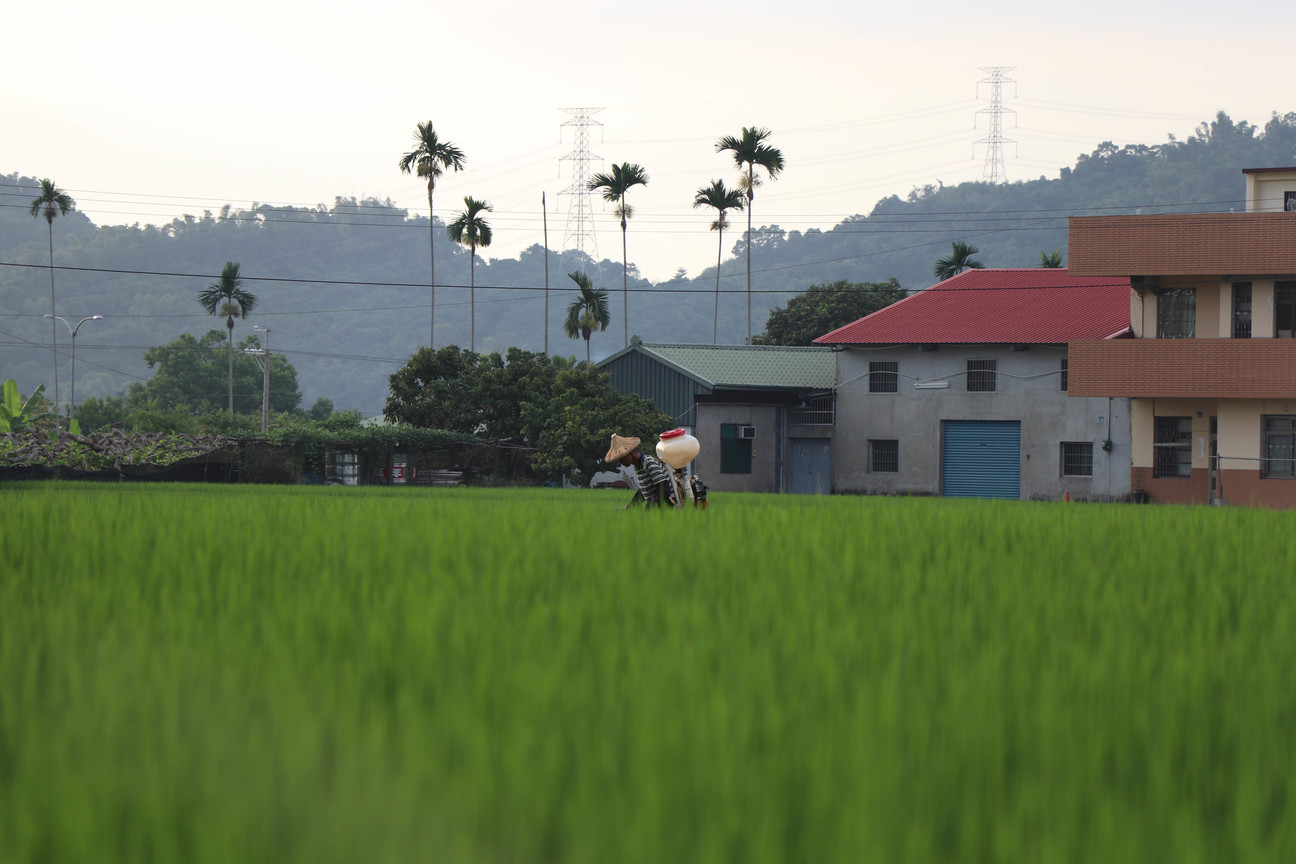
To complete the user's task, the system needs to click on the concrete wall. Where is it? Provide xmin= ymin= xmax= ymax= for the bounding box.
xmin=833 ymin=345 xmax=1132 ymax=500
xmin=694 ymin=402 xmax=780 ymax=493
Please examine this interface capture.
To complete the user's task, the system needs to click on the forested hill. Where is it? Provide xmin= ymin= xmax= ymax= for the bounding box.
xmin=3 ymin=110 xmax=1295 ymax=414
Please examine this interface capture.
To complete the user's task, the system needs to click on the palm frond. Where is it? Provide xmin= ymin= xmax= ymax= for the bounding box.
xmin=28 ymin=178 xmax=75 ymax=223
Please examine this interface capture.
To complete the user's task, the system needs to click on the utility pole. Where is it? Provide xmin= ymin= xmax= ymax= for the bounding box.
xmin=244 ymin=326 xmax=271 ymax=433
xmin=974 ymin=66 xmax=1017 ymax=184
xmin=559 ymin=108 xmax=603 ymax=277
xmin=543 ymin=191 xmax=550 ymax=355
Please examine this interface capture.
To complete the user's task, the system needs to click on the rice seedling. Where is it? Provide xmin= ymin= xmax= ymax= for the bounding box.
xmin=1 ymin=484 xmax=1293 ymax=862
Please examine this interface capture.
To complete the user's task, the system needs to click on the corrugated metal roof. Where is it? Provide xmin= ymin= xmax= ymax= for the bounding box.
xmin=814 ymin=269 xmax=1131 ymax=345
xmin=634 ymin=343 xmax=837 ymax=389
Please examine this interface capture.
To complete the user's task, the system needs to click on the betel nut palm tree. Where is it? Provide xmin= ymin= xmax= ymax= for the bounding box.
xmin=563 ymin=271 xmax=610 ymax=364
xmin=198 ymin=262 xmax=258 ymax=415
xmin=446 ymin=196 xmax=493 ymax=352
xmin=398 ymin=121 xmax=466 ymax=347
xmin=29 ymin=179 xmax=75 ymax=411
xmin=587 ymin=162 xmax=648 ymax=348
xmin=693 ymin=179 xmax=745 ymax=344
xmin=716 ymin=127 xmax=784 ymax=343
xmin=933 ymin=241 xmax=986 ymax=281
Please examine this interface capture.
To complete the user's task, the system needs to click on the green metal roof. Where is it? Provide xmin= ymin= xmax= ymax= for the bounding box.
xmin=631 ymin=343 xmax=836 ymax=390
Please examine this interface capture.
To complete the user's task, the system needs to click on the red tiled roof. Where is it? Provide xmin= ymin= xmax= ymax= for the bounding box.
xmin=814 ymin=269 xmax=1131 ymax=345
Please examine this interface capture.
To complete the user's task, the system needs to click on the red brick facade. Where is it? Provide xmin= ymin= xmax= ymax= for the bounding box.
xmin=1069 ymin=339 xmax=1296 ymax=399
xmin=1131 ymin=467 xmax=1296 ymax=508
xmin=1069 ymin=213 xmax=1296 ymax=276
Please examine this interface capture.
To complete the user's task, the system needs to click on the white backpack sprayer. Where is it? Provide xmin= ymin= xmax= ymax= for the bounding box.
xmin=655 ymin=428 xmax=708 ymax=509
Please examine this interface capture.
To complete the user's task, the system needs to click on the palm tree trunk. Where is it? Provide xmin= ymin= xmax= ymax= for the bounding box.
xmin=428 ymin=185 xmax=436 ymax=348
xmin=470 ymin=246 xmax=476 ymax=353
xmin=714 ymin=222 xmax=723 ymax=345
xmin=227 ymin=318 xmax=234 ymax=415
xmin=621 ymin=220 xmax=629 ymax=348
xmin=746 ymin=166 xmax=754 ymax=344
xmin=47 ymin=220 xmax=60 ymax=411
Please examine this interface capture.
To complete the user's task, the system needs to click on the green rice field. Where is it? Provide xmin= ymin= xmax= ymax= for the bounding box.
xmin=2 ymin=483 xmax=1294 ymax=863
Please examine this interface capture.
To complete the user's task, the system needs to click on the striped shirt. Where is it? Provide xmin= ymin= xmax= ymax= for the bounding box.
xmin=634 ymin=453 xmax=676 ymax=507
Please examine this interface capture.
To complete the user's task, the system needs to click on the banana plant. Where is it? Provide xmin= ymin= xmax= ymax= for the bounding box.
xmin=0 ymin=379 xmax=56 ymax=433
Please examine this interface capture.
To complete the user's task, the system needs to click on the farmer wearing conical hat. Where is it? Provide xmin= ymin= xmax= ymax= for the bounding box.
xmin=605 ymin=433 xmax=678 ymax=509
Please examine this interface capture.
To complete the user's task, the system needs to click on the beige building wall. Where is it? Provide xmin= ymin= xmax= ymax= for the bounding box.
xmin=1130 ymin=287 xmax=1146 ymax=338
xmin=1245 ymin=170 xmax=1296 ymax=212
xmin=1193 ymin=281 xmax=1220 ymax=339
xmin=1133 ymin=398 xmax=1215 ymax=470
xmin=1256 ymin=279 xmax=1276 ymax=337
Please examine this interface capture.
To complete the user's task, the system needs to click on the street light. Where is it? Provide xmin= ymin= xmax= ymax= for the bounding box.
xmin=44 ymin=314 xmax=103 ymax=424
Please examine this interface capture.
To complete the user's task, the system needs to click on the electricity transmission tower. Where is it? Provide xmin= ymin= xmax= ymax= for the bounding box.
xmin=559 ymin=108 xmax=603 ymax=274
xmin=974 ymin=67 xmax=1016 ymax=184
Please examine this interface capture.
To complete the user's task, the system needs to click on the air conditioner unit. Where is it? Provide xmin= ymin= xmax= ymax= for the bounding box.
xmin=738 ymin=425 xmax=756 ymax=439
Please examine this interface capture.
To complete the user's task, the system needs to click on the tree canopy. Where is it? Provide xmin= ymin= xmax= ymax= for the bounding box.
xmin=384 ymin=346 xmax=669 ymax=482
xmin=754 ymin=279 xmax=908 ymax=346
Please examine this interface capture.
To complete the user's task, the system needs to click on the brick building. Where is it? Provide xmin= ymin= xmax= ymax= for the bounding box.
xmin=1067 ymin=167 xmax=1296 ymax=507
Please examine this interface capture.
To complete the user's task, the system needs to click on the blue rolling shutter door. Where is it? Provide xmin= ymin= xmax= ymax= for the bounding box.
xmin=942 ymin=420 xmax=1021 ymax=500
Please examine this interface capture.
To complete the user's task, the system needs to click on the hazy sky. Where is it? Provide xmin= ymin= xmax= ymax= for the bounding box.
xmin=6 ymin=0 xmax=1295 ymax=282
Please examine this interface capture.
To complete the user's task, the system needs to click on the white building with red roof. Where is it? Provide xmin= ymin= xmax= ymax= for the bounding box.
xmin=813 ymin=268 xmax=1133 ymax=500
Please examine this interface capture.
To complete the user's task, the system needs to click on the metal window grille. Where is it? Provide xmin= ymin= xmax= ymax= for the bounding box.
xmin=1277 ymin=282 xmax=1296 ymax=338
xmin=1060 ymin=441 xmax=1093 ymax=476
xmin=870 ymin=439 xmax=899 ymax=473
xmin=1232 ymin=282 xmax=1252 ymax=339
xmin=1060 ymin=358 xmax=1068 ymax=392
xmin=788 ymin=392 xmax=836 ymax=426
xmin=1153 ymin=416 xmax=1192 ymax=478
xmin=1262 ymin=415 xmax=1296 ymax=478
xmin=1156 ymin=288 xmax=1196 ymax=339
xmin=868 ymin=361 xmax=899 ymax=394
xmin=966 ymin=359 xmax=997 ymax=392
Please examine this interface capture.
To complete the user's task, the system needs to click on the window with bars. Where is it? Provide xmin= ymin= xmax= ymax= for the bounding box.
xmin=1277 ymin=282 xmax=1296 ymax=338
xmin=869 ymin=439 xmax=899 ymax=473
xmin=1060 ymin=442 xmax=1093 ymax=477
xmin=1262 ymin=415 xmax=1296 ymax=478
xmin=1156 ymin=288 xmax=1195 ymax=339
xmin=788 ymin=392 xmax=836 ymax=426
xmin=966 ymin=359 xmax=997 ymax=392
xmin=868 ymin=361 xmax=899 ymax=393
xmin=1060 ymin=358 xmax=1068 ymax=392
xmin=1153 ymin=416 xmax=1193 ymax=478
xmin=1232 ymin=282 xmax=1252 ymax=339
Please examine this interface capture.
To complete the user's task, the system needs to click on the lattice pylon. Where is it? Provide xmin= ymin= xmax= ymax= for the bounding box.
xmin=974 ymin=67 xmax=1017 ymax=184
xmin=559 ymin=108 xmax=604 ymax=274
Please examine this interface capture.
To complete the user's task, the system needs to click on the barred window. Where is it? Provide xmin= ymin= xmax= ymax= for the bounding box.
xmin=1277 ymin=282 xmax=1296 ymax=338
xmin=1156 ymin=288 xmax=1195 ymax=339
xmin=967 ymin=359 xmax=997 ymax=392
xmin=1153 ymin=416 xmax=1192 ymax=479
xmin=1060 ymin=441 xmax=1093 ymax=477
xmin=1060 ymin=358 xmax=1068 ymax=392
xmin=1232 ymin=282 xmax=1252 ymax=339
xmin=869 ymin=439 xmax=899 ymax=473
xmin=1262 ymin=415 xmax=1296 ymax=478
xmin=869 ymin=361 xmax=899 ymax=393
